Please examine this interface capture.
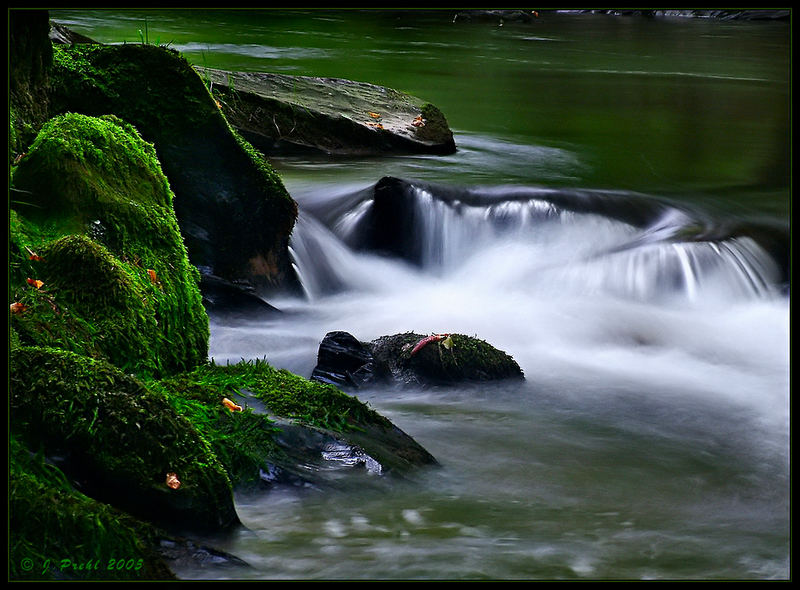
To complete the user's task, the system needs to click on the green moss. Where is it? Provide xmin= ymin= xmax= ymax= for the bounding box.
xmin=10 ymin=346 xmax=238 ymax=533
xmin=148 ymin=374 xmax=286 ymax=490
xmin=175 ymin=359 xmax=390 ymax=434
xmin=10 ymin=435 xmax=174 ymax=581
xmin=47 ymin=43 xmax=297 ymax=288
xmin=10 ymin=113 xmax=208 ymax=377
xmin=416 ymin=103 xmax=454 ymax=145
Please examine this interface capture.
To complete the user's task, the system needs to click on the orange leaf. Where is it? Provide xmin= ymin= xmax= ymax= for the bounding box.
xmin=222 ymin=397 xmax=243 ymax=412
xmin=147 ymin=269 xmax=158 ymax=284
xmin=26 ymin=278 xmax=44 ymax=289
xmin=366 ymin=122 xmax=384 ymax=130
xmin=10 ymin=302 xmax=28 ymax=314
xmin=165 ymin=472 xmax=181 ymax=490
xmin=412 ymin=115 xmax=426 ymax=128
xmin=368 ymin=111 xmax=382 ymax=119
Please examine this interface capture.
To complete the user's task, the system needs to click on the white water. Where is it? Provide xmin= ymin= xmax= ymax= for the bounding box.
xmin=213 ymin=182 xmax=788 ymax=436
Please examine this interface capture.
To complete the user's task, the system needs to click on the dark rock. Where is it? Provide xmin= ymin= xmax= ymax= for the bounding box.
xmin=453 ymin=10 xmax=539 ymax=24
xmin=10 ymin=10 xmax=53 ymax=152
xmin=200 ymin=271 xmax=280 ymax=318
xmin=196 ymin=67 xmax=456 ymax=156
xmin=346 ymin=176 xmax=674 ymax=266
xmin=311 ymin=330 xmax=524 ymax=388
xmin=158 ymin=537 xmax=250 ymax=572
xmin=310 ymin=331 xmax=375 ymax=388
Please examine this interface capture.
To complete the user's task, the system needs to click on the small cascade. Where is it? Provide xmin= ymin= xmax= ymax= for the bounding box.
xmin=289 ymin=178 xmax=784 ymax=304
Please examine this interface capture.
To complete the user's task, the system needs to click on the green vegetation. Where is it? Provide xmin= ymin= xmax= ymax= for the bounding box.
xmin=11 ymin=112 xmax=208 ymax=377
xmin=10 ymin=436 xmax=175 ymax=581
xmin=170 ymin=359 xmax=390 ymax=433
xmin=10 ymin=346 xmax=238 ymax=533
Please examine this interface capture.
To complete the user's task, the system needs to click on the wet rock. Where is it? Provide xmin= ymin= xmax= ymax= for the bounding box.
xmin=312 ymin=330 xmax=524 ymax=388
xmin=453 ymin=10 xmax=539 ymax=24
xmin=158 ymin=538 xmax=250 ymax=572
xmin=200 ymin=271 xmax=280 ymax=319
xmin=310 ymin=331 xmax=375 ymax=388
xmin=196 ymin=67 xmax=456 ymax=156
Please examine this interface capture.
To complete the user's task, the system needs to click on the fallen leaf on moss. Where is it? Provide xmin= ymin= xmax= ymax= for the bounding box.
xmin=147 ymin=269 xmax=158 ymax=284
xmin=222 ymin=398 xmax=243 ymax=412
xmin=26 ymin=278 xmax=44 ymax=289
xmin=10 ymin=302 xmax=28 ymax=314
xmin=410 ymin=333 xmax=450 ymax=356
xmin=165 ymin=472 xmax=181 ymax=490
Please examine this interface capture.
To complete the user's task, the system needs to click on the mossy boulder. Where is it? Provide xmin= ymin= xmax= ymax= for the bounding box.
xmin=10 ymin=346 xmax=239 ymax=534
xmin=10 ymin=113 xmax=208 ymax=377
xmin=198 ymin=67 xmax=456 ymax=156
xmin=47 ymin=43 xmax=298 ymax=291
xmin=10 ymin=436 xmax=175 ymax=581
xmin=313 ymin=331 xmax=524 ymax=388
xmin=158 ymin=360 xmax=438 ymax=481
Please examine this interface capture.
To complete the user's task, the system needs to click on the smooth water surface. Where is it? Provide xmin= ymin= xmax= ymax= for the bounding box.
xmin=52 ymin=9 xmax=790 ymax=580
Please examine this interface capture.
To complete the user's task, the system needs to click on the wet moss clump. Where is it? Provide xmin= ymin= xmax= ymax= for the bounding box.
xmin=149 ymin=372 xmax=287 ymax=490
xmin=371 ymin=332 xmax=524 ymax=385
xmin=10 ymin=113 xmax=208 ymax=377
xmin=173 ymin=359 xmax=391 ymax=434
xmin=10 ymin=436 xmax=174 ymax=581
xmin=10 ymin=346 xmax=239 ymax=533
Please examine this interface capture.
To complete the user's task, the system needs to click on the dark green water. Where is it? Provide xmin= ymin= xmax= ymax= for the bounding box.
xmin=51 ymin=10 xmax=790 ymax=581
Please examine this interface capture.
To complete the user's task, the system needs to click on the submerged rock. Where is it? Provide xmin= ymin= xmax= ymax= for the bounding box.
xmin=312 ymin=330 xmax=524 ymax=388
xmin=197 ymin=67 xmax=456 ymax=156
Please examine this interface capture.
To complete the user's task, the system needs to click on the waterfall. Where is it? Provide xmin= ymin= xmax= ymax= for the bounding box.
xmin=288 ymin=180 xmax=783 ymax=303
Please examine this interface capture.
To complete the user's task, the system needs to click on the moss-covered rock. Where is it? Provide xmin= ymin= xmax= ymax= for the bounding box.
xmin=158 ymin=360 xmax=438 ymax=480
xmin=10 ymin=435 xmax=175 ymax=581
xmin=10 ymin=346 xmax=239 ymax=534
xmin=10 ymin=113 xmax=208 ymax=377
xmin=371 ymin=332 xmax=524 ymax=385
xmin=47 ymin=43 xmax=298 ymax=291
xmin=312 ymin=331 xmax=524 ymax=388
xmin=199 ymin=67 xmax=456 ymax=156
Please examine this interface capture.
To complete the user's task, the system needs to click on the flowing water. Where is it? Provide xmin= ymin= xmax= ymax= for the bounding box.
xmin=52 ymin=10 xmax=790 ymax=580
